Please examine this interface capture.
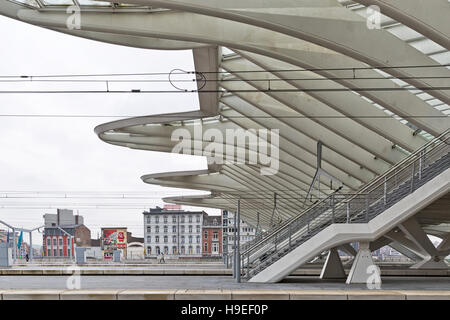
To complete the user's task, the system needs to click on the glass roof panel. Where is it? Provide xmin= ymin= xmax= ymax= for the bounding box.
xmin=78 ymin=0 xmax=111 ymax=5
xmin=11 ymin=0 xmax=39 ymax=7
xmin=42 ymin=0 xmax=74 ymax=5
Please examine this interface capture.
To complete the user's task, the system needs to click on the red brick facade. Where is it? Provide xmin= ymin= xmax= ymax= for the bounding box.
xmin=43 ymin=225 xmax=91 ymax=257
xmin=202 ymin=227 xmax=222 ymax=256
xmin=43 ymin=234 xmax=74 ymax=257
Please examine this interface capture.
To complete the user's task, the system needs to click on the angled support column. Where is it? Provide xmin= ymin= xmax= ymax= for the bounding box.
xmin=346 ymin=242 xmax=381 ymax=285
xmin=399 ymin=218 xmax=449 ymax=269
xmin=339 ymin=243 xmax=358 ymax=257
xmin=388 ymin=242 xmax=422 ymax=262
xmin=320 ymin=248 xmax=346 ymax=279
xmin=369 ymin=237 xmax=392 ymax=252
xmin=437 ymin=233 xmax=450 ymax=253
xmin=385 ymin=229 xmax=427 ymax=259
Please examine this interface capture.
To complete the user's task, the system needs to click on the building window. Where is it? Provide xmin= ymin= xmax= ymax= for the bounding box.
xmin=189 ymin=246 xmax=193 ymax=255
xmin=53 ymin=238 xmax=57 ymax=246
xmin=196 ymin=225 xmax=200 ymax=233
xmin=196 ymin=235 xmax=200 ymax=243
xmin=172 ymin=225 xmax=176 ymax=233
xmin=196 ymin=246 xmax=201 ymax=254
xmin=181 ymin=236 xmax=185 ymax=244
xmin=146 ymin=216 xmax=151 ymax=224
xmin=59 ymin=238 xmax=63 ymax=246
xmin=213 ymin=232 xmax=218 ymax=240
xmin=47 ymin=249 xmax=51 ymax=256
xmin=147 ymin=247 xmax=152 ymax=255
xmin=147 ymin=236 xmax=151 ymax=243
xmin=181 ymin=216 xmax=185 ymax=223
xmin=196 ymin=215 xmax=200 ymax=223
xmin=53 ymin=249 xmax=57 ymax=256
xmin=155 ymin=226 xmax=159 ymax=233
xmin=147 ymin=226 xmax=151 ymax=233
xmin=68 ymin=249 xmax=71 ymax=257
xmin=204 ymin=243 xmax=208 ymax=252
xmin=155 ymin=216 xmax=159 ymax=223
xmin=67 ymin=238 xmax=71 ymax=246
xmin=47 ymin=238 xmax=50 ymax=246
xmin=172 ymin=216 xmax=177 ymax=223
xmin=204 ymin=231 xmax=208 ymax=240
xmin=164 ymin=226 xmax=168 ymax=233
xmin=164 ymin=236 xmax=168 ymax=243
xmin=212 ymin=243 xmax=219 ymax=254
xmin=188 ymin=216 xmax=192 ymax=223
xmin=172 ymin=246 xmax=177 ymax=255
xmin=181 ymin=225 xmax=185 ymax=233
xmin=155 ymin=236 xmax=159 ymax=243
xmin=164 ymin=246 xmax=169 ymax=254
xmin=188 ymin=225 xmax=192 ymax=233
xmin=189 ymin=235 xmax=193 ymax=244
xmin=164 ymin=216 xmax=168 ymax=223
xmin=180 ymin=246 xmax=185 ymax=254
xmin=172 ymin=236 xmax=177 ymax=243
xmin=156 ymin=246 xmax=160 ymax=255
xmin=59 ymin=249 xmax=63 ymax=256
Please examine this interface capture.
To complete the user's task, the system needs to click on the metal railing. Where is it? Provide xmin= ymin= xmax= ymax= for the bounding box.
xmin=239 ymin=129 xmax=450 ymax=280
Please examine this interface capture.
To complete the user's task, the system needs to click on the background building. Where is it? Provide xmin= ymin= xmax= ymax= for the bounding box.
xmin=202 ymin=214 xmax=222 ymax=257
xmin=127 ymin=232 xmax=144 ymax=260
xmin=143 ymin=205 xmax=204 ymax=258
xmin=42 ymin=209 xmax=91 ymax=258
xmin=222 ymin=210 xmax=256 ymax=256
xmin=101 ymin=227 xmax=127 ymax=259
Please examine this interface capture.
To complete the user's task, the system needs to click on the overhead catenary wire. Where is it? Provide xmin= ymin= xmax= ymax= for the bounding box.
xmin=0 ymin=63 xmax=448 ymax=78
xmin=1 ymin=75 xmax=450 ymax=83
xmin=0 ymin=114 xmax=447 ymax=119
xmin=0 ymin=87 xmax=449 ymax=94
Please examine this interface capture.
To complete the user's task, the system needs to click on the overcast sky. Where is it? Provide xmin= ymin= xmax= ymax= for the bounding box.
xmin=0 ymin=15 xmax=220 ymax=244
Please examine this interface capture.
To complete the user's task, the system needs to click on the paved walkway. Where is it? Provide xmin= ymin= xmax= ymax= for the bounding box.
xmin=1 ymin=275 xmax=449 ymax=290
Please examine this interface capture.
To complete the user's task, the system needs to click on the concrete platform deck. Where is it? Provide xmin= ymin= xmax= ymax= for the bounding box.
xmin=1 ymin=266 xmax=448 ymax=276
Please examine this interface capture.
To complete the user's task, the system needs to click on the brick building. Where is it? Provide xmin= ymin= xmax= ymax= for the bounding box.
xmin=42 ymin=209 xmax=91 ymax=258
xmin=202 ymin=214 xmax=222 ymax=257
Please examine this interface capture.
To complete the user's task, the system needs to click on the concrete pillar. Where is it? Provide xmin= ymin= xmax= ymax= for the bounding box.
xmin=12 ymin=228 xmax=16 ymax=264
xmin=346 ymin=242 xmax=381 ymax=286
xmin=236 ymin=199 xmax=241 ymax=283
xmin=320 ymin=248 xmax=346 ymax=279
xmin=29 ymin=232 xmax=33 ymax=262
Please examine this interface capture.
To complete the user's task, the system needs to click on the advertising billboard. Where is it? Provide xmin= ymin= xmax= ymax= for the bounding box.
xmin=101 ymin=228 xmax=127 ymax=259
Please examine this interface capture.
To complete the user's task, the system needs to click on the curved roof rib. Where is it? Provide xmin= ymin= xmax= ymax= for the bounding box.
xmin=1 ymin=0 xmax=449 ymax=230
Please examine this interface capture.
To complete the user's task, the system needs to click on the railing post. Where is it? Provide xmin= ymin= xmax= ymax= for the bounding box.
xmin=410 ymin=162 xmax=415 ymax=193
xmin=236 ymin=199 xmax=241 ymax=283
xmin=307 ymin=214 xmax=310 ymax=234
xmin=419 ymin=151 xmax=423 ymax=180
xmin=346 ymin=202 xmax=350 ymax=223
xmin=331 ymin=193 xmax=335 ymax=223
xmin=365 ymin=193 xmax=369 ymax=222
xmin=394 ymin=168 xmax=397 ymax=187
xmin=246 ymin=251 xmax=250 ymax=280
xmin=383 ymin=176 xmax=387 ymax=207
xmin=288 ymin=224 xmax=292 ymax=250
xmin=274 ymin=233 xmax=278 ymax=252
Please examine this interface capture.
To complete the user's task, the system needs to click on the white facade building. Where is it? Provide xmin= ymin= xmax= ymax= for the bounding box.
xmin=143 ymin=206 xmax=204 ymax=258
xmin=222 ymin=210 xmax=257 ymax=256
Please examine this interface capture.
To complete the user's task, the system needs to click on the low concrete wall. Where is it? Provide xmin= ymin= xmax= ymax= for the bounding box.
xmin=1 ymin=289 xmax=450 ymax=300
